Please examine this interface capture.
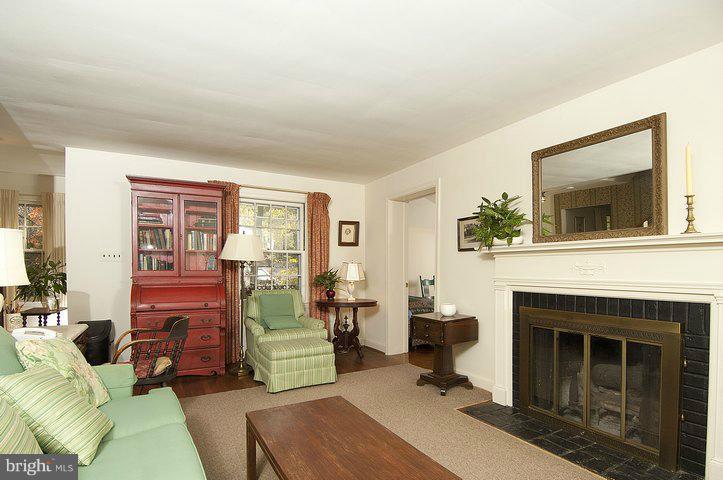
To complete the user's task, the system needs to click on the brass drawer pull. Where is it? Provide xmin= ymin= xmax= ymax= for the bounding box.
xmin=204 ymin=303 xmax=209 ymax=307
xmin=201 ymin=355 xmax=211 ymax=362
xmin=200 ymin=318 xmax=213 ymax=324
xmin=150 ymin=305 xmax=156 ymax=309
xmin=425 ymin=323 xmax=430 ymax=329
xmin=200 ymin=334 xmax=212 ymax=341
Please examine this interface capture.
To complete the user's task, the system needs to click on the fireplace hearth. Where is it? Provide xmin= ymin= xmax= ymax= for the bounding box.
xmin=512 ymin=293 xmax=710 ymax=477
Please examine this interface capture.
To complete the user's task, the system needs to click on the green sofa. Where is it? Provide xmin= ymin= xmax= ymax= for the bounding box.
xmin=245 ymin=289 xmax=337 ymax=393
xmin=0 ymin=327 xmax=206 ymax=480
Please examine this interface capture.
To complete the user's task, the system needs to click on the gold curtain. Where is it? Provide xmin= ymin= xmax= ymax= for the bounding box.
xmin=208 ymin=181 xmax=241 ymax=365
xmin=0 ymin=189 xmax=20 ymax=311
xmin=307 ymin=192 xmax=331 ymax=333
xmin=41 ymin=193 xmax=66 ymax=264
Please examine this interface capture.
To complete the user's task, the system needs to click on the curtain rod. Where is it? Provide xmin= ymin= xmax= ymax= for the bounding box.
xmin=238 ymin=184 xmax=310 ymax=195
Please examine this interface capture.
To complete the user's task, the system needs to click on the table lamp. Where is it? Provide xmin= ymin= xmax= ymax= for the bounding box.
xmin=219 ymin=232 xmax=265 ymax=375
xmin=340 ymin=261 xmax=365 ymax=301
xmin=0 ymin=228 xmax=30 ymax=326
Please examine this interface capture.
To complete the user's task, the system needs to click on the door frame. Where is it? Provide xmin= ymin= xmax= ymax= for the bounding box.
xmin=385 ymin=178 xmax=441 ymax=355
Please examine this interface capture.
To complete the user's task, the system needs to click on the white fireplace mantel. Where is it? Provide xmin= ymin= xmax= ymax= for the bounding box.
xmin=489 ymin=233 xmax=723 ymax=478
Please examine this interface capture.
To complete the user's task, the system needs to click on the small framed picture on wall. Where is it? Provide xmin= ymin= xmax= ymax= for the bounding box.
xmin=338 ymin=220 xmax=360 ymax=246
xmin=457 ymin=216 xmax=481 ymax=251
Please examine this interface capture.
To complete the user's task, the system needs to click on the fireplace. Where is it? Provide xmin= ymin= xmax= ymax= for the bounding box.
xmin=519 ymin=306 xmax=681 ymax=470
xmin=511 ymin=293 xmax=710 ymax=476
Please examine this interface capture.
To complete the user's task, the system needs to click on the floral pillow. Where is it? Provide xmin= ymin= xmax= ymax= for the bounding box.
xmin=15 ymin=338 xmax=110 ymax=407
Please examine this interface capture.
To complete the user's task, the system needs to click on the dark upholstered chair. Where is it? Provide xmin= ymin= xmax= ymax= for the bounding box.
xmin=112 ymin=315 xmax=189 ymax=392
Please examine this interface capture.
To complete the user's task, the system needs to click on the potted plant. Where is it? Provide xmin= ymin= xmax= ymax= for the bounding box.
xmin=472 ymin=192 xmax=531 ymax=249
xmin=14 ymin=258 xmax=67 ymax=311
xmin=313 ymin=268 xmax=341 ymax=300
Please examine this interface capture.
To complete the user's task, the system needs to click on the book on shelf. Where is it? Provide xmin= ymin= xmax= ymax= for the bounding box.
xmin=193 ymin=217 xmax=217 ymax=228
xmin=138 ymin=228 xmax=173 ymax=249
xmin=186 ymin=230 xmax=217 ymax=251
xmin=139 ymin=212 xmax=170 ymax=225
xmin=138 ymin=254 xmax=173 ymax=271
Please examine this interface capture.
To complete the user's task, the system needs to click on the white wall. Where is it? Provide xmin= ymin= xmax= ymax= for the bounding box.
xmin=364 ymin=42 xmax=723 ymax=389
xmin=65 ymin=148 xmax=365 ymax=343
xmin=406 ymin=194 xmax=436 ymax=297
xmin=0 ymin=172 xmax=64 ymax=197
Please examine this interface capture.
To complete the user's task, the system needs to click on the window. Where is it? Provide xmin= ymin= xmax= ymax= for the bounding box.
xmin=239 ymin=199 xmax=305 ymax=294
xmin=18 ymin=202 xmax=43 ymax=267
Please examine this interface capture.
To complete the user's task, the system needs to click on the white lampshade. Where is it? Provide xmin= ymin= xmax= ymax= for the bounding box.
xmin=219 ymin=233 xmax=265 ymax=262
xmin=340 ymin=261 xmax=365 ymax=282
xmin=0 ymin=228 xmax=29 ymax=287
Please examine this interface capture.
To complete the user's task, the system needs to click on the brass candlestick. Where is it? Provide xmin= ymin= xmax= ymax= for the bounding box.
xmin=682 ymin=194 xmax=699 ymax=234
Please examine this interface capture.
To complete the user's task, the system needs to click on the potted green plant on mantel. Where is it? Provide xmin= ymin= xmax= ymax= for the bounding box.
xmin=14 ymin=258 xmax=67 ymax=311
xmin=313 ymin=268 xmax=342 ymax=300
xmin=472 ymin=192 xmax=531 ymax=249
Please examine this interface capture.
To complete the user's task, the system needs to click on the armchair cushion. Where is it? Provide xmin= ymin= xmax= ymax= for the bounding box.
xmin=298 ymin=316 xmax=325 ymax=330
xmin=247 ymin=289 xmax=305 ymax=320
xmin=255 ymin=328 xmax=327 ymax=345
xmin=264 ymin=315 xmax=302 ymax=330
xmin=245 ymin=317 xmax=265 ymax=338
xmin=93 ymin=364 xmax=137 ymax=401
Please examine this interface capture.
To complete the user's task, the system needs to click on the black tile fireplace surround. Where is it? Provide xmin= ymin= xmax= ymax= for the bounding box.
xmin=511 ymin=292 xmax=710 ymax=477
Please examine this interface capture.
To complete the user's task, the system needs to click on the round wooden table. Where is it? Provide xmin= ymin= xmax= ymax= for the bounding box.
xmin=315 ymin=298 xmax=377 ymax=359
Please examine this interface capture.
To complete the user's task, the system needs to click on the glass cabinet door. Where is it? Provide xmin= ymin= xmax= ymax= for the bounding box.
xmin=181 ymin=196 xmax=220 ymax=275
xmin=134 ymin=193 xmax=177 ymax=275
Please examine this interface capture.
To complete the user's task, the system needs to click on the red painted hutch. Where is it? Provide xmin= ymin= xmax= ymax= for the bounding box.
xmin=128 ymin=176 xmax=226 ymax=376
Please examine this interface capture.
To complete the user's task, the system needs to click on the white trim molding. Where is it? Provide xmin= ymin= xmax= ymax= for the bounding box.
xmin=490 ymin=236 xmax=723 ymax=478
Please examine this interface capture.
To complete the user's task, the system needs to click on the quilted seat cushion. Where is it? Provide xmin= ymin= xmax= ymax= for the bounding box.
xmin=257 ymin=338 xmax=333 ymax=361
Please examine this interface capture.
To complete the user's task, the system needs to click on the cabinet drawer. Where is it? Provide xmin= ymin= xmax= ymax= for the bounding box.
xmin=135 ymin=311 xmax=220 ymax=330
xmin=179 ymin=348 xmax=220 ymax=371
xmin=186 ymin=311 xmax=221 ymax=328
xmin=186 ymin=327 xmax=220 ymax=348
xmin=412 ymin=319 xmax=442 ymax=344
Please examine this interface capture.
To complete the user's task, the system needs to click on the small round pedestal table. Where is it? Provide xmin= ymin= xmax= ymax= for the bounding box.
xmin=315 ymin=298 xmax=377 ymax=360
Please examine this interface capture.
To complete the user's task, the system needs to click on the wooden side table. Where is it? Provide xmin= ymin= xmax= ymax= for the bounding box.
xmin=315 ymin=298 xmax=377 ymax=360
xmin=21 ymin=307 xmax=67 ymax=327
xmin=410 ymin=312 xmax=478 ymax=395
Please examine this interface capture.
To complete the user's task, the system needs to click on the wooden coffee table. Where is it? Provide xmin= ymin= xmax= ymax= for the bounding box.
xmin=246 ymin=396 xmax=460 ymax=480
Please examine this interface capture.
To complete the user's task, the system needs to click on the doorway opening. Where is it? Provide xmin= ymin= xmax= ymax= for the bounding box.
xmin=385 ymin=181 xmax=440 ymax=355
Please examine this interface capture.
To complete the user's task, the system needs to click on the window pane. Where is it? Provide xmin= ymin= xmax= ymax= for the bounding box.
xmin=24 ymin=252 xmax=42 ymax=268
xmin=270 ymin=206 xmax=285 ymax=227
xmin=18 ymin=205 xmax=25 ymax=226
xmin=287 ymin=254 xmax=301 ymax=276
xmin=256 ymin=275 xmax=272 ymax=290
xmin=256 ymin=204 xmax=270 ymax=218
xmin=27 ymin=205 xmax=42 ymax=226
xmin=240 ymin=202 xmax=255 ymax=219
xmin=26 ymin=227 xmax=43 ymax=250
xmin=288 ymin=276 xmax=300 ymax=289
xmin=270 ymin=229 xmax=285 ymax=250
xmin=285 ymin=231 xmax=299 ymax=250
xmin=287 ymin=207 xmax=300 ymax=229
xmin=261 ymin=230 xmax=272 ymax=250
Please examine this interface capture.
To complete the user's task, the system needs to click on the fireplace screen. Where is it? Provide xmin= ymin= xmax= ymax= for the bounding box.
xmin=520 ymin=307 xmax=681 ymax=470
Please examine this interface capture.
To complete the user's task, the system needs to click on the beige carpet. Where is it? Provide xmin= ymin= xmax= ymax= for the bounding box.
xmin=180 ymin=363 xmax=601 ymax=480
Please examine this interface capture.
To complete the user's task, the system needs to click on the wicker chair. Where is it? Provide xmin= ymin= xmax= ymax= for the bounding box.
xmin=112 ymin=315 xmax=189 ymax=392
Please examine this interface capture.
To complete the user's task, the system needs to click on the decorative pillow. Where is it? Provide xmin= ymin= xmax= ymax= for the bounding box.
xmin=16 ymin=337 xmax=110 ymax=407
xmin=264 ymin=315 xmax=302 ymax=330
xmin=0 ymin=398 xmax=42 ymax=454
xmin=259 ymin=294 xmax=296 ymax=329
xmin=0 ymin=366 xmax=113 ymax=465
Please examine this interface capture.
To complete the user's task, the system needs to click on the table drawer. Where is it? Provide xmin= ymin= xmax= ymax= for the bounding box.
xmin=179 ymin=348 xmax=220 ymax=371
xmin=412 ymin=319 xmax=442 ymax=344
xmin=186 ymin=327 xmax=220 ymax=348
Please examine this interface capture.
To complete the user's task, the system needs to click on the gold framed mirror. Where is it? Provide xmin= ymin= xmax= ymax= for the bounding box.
xmin=532 ymin=113 xmax=667 ymax=243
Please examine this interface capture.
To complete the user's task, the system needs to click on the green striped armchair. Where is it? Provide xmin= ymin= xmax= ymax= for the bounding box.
xmin=244 ymin=290 xmax=337 ymax=393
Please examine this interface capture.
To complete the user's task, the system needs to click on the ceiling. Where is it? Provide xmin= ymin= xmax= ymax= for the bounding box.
xmin=1 ymin=1 xmax=721 ymax=183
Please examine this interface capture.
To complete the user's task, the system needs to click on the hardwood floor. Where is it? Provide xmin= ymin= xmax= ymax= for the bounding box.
xmin=168 ymin=345 xmax=434 ymax=398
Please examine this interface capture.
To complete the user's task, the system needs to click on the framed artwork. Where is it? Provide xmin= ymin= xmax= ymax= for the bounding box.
xmin=457 ymin=216 xmax=481 ymax=251
xmin=338 ymin=220 xmax=360 ymax=246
